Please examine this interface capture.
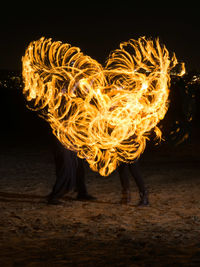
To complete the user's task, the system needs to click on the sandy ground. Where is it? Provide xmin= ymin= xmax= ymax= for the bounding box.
xmin=0 ymin=137 xmax=200 ymax=266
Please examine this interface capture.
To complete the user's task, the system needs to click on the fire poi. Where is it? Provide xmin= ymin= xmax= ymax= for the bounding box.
xmin=22 ymin=37 xmax=184 ymax=176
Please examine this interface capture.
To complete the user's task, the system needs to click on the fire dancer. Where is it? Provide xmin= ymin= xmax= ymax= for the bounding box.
xmin=47 ymin=137 xmax=96 ymax=205
xmin=118 ymin=160 xmax=149 ymax=206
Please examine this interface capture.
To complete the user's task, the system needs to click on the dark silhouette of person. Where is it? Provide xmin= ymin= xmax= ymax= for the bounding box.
xmin=118 ymin=160 xmax=149 ymax=206
xmin=47 ymin=136 xmax=96 ymax=205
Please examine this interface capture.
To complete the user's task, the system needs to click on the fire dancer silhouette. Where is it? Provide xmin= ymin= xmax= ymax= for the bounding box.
xmin=117 ymin=71 xmax=199 ymax=207
xmin=47 ymin=137 xmax=96 ymax=205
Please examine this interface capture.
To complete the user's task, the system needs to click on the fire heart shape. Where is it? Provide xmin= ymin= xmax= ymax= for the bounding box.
xmin=22 ymin=37 xmax=184 ymax=176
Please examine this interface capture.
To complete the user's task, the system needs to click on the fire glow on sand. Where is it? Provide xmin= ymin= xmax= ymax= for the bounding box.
xmin=22 ymin=37 xmax=185 ymax=176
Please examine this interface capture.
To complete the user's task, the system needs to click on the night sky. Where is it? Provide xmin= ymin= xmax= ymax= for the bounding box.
xmin=0 ymin=4 xmax=200 ymax=72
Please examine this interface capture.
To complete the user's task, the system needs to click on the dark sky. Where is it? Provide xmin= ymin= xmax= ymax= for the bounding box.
xmin=1 ymin=4 xmax=200 ymax=72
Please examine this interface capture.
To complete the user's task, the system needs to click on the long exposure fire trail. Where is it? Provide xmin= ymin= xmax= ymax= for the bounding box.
xmin=22 ymin=37 xmax=184 ymax=176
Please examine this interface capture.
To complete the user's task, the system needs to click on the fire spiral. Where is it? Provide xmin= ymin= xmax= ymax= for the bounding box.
xmin=22 ymin=37 xmax=183 ymax=176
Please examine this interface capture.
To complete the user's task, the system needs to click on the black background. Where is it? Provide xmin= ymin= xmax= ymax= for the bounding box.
xmin=0 ymin=3 xmax=200 ymax=71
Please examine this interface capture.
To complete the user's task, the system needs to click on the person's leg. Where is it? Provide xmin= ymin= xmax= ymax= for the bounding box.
xmin=128 ymin=161 xmax=149 ymax=206
xmin=76 ymin=157 xmax=96 ymax=200
xmin=76 ymin=157 xmax=87 ymax=196
xmin=118 ymin=163 xmax=131 ymax=204
xmin=47 ymin=139 xmax=77 ymax=204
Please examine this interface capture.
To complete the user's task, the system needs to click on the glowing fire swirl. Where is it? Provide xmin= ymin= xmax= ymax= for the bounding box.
xmin=22 ymin=37 xmax=181 ymax=176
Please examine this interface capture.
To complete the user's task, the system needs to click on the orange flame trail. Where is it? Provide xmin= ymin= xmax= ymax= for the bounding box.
xmin=22 ymin=37 xmax=183 ymax=176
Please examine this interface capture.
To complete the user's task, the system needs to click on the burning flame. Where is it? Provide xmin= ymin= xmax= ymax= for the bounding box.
xmin=22 ymin=37 xmax=183 ymax=176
